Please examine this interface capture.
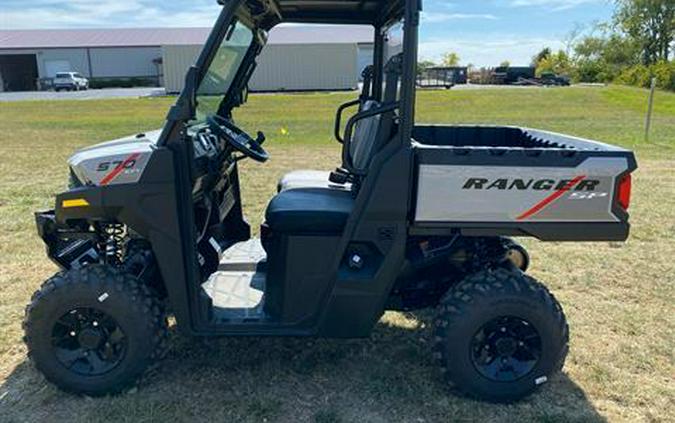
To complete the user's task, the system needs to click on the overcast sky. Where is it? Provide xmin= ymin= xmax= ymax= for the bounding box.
xmin=0 ymin=0 xmax=614 ymax=66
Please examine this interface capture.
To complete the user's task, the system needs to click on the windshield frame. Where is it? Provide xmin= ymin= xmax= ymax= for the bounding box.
xmin=193 ymin=19 xmax=257 ymax=123
xmin=157 ymin=1 xmax=255 ymax=146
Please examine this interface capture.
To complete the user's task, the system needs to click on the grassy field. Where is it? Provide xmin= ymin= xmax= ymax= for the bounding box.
xmin=0 ymin=85 xmax=673 ymax=422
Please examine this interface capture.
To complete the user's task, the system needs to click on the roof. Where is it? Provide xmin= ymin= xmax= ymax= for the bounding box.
xmin=0 ymin=25 xmax=373 ymax=50
xmin=255 ymin=0 xmax=406 ymax=27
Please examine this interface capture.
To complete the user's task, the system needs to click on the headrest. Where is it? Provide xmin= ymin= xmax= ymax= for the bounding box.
xmin=361 ymin=65 xmax=374 ymax=80
xmin=384 ymin=53 xmax=404 ymax=75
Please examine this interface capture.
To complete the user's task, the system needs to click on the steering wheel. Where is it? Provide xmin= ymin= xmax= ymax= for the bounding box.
xmin=207 ymin=115 xmax=268 ymax=163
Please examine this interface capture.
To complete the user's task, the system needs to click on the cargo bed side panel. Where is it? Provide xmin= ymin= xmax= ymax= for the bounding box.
xmin=411 ymin=126 xmax=637 ymax=242
xmin=415 ymin=157 xmax=629 ymax=223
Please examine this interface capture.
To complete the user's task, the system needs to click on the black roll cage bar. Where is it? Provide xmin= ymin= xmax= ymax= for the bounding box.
xmin=342 ymin=101 xmax=400 ymax=175
xmin=334 ymin=99 xmax=361 ymax=144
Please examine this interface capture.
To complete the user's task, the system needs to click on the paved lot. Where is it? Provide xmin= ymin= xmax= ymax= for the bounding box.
xmin=0 ymin=84 xmax=578 ymax=103
xmin=0 ymin=87 xmax=166 ymax=102
xmin=452 ymin=83 xmax=548 ymax=90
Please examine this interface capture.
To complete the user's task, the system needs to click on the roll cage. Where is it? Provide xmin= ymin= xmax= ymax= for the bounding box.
xmin=146 ymin=0 xmax=421 ymax=334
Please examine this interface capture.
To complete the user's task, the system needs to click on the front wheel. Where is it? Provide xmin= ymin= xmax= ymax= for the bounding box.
xmin=433 ymin=268 xmax=568 ymax=403
xmin=23 ymin=265 xmax=169 ymax=396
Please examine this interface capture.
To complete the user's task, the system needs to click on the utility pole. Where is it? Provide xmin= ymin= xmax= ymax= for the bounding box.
xmin=644 ymin=77 xmax=656 ymax=144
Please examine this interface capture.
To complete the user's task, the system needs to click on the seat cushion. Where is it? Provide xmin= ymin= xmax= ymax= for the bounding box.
xmin=277 ymin=169 xmax=351 ymax=192
xmin=265 ymin=188 xmax=354 ymax=234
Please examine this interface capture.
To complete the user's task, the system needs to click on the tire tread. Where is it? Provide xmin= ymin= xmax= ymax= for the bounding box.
xmin=23 ymin=265 xmax=169 ymax=395
xmin=432 ymin=267 xmax=569 ymax=402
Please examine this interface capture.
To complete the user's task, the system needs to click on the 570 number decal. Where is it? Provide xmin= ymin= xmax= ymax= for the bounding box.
xmin=96 ymin=159 xmax=137 ymax=172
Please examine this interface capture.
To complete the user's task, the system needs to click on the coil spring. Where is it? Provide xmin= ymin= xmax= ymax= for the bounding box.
xmin=103 ymin=223 xmax=125 ymax=265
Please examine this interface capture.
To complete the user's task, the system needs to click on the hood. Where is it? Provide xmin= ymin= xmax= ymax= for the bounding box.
xmin=68 ymin=129 xmax=161 ymax=187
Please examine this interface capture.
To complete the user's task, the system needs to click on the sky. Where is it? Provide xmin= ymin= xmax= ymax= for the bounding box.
xmin=0 ymin=0 xmax=614 ymax=66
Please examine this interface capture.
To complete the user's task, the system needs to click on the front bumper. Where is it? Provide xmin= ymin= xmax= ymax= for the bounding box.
xmin=36 ymin=210 xmax=98 ymax=269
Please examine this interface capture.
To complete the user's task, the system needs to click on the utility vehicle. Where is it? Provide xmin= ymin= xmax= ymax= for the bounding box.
xmin=25 ymin=0 xmax=637 ymax=403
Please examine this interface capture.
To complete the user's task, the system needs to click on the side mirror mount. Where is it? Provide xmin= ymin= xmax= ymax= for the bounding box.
xmin=167 ymin=66 xmax=199 ymax=121
xmin=234 ymin=85 xmax=249 ymax=106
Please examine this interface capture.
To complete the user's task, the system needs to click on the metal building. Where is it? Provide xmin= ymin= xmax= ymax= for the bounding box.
xmin=0 ymin=26 xmax=373 ymax=92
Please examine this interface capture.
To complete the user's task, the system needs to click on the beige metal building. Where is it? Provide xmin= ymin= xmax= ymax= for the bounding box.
xmin=164 ymin=43 xmax=365 ymax=93
xmin=163 ymin=26 xmax=374 ymax=93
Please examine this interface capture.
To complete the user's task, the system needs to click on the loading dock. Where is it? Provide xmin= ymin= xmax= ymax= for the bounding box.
xmin=0 ymin=54 xmax=38 ymax=91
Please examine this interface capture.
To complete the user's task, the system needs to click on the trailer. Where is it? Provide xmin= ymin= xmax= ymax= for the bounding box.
xmin=417 ymin=66 xmax=467 ymax=89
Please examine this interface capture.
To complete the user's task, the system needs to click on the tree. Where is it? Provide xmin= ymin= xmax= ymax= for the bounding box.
xmin=573 ymin=31 xmax=641 ymax=82
xmin=419 ymin=60 xmax=437 ymax=68
xmin=536 ymin=50 xmax=573 ymax=77
xmin=441 ymin=52 xmax=460 ymax=66
xmin=499 ymin=60 xmax=511 ymax=68
xmin=417 ymin=60 xmax=437 ymax=75
xmin=532 ymin=47 xmax=552 ymax=67
xmin=614 ymin=0 xmax=675 ymax=64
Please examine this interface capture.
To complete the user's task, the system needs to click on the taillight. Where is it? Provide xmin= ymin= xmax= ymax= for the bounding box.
xmin=617 ymin=174 xmax=632 ymax=210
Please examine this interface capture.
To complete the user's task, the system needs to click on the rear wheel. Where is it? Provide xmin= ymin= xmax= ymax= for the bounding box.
xmin=23 ymin=265 xmax=169 ymax=396
xmin=433 ymin=268 xmax=568 ymax=403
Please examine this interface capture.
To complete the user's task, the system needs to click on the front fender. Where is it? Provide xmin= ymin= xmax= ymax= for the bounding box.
xmin=36 ymin=148 xmax=196 ymax=334
xmin=55 ymin=186 xmax=111 ymax=224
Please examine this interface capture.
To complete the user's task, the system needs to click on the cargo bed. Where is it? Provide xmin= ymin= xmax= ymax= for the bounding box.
xmin=411 ymin=125 xmax=637 ymax=241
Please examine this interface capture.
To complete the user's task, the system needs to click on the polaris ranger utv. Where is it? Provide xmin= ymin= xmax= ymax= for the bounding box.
xmin=25 ymin=0 xmax=637 ymax=403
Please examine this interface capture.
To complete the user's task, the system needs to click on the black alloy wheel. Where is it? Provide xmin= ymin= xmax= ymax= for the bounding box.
xmin=51 ymin=307 xmax=127 ymax=376
xmin=470 ymin=316 xmax=542 ymax=382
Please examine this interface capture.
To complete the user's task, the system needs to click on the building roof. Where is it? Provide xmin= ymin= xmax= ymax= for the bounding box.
xmin=0 ymin=25 xmax=373 ymax=50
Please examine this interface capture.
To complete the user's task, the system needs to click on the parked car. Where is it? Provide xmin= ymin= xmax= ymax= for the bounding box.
xmin=53 ymin=72 xmax=89 ymax=91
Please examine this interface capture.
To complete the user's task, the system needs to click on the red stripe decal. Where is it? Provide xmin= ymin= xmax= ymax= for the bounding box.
xmin=516 ymin=175 xmax=586 ymax=221
xmin=99 ymin=153 xmax=141 ymax=186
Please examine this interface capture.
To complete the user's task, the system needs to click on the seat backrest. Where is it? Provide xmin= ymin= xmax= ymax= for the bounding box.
xmin=346 ymin=54 xmax=403 ymax=173
xmin=350 ymin=100 xmax=382 ymax=170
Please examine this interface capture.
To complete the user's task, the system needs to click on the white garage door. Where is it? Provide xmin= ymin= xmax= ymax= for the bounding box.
xmin=45 ymin=60 xmax=72 ymax=77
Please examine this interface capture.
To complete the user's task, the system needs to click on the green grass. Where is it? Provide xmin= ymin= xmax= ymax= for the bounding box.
xmin=0 ymin=85 xmax=673 ymax=422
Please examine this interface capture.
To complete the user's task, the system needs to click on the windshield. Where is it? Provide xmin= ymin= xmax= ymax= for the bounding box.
xmin=195 ymin=20 xmax=254 ymax=121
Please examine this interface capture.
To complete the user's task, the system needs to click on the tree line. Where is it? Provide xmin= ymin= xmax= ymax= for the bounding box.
xmin=423 ymin=0 xmax=674 ymax=90
xmin=536 ymin=0 xmax=673 ymax=90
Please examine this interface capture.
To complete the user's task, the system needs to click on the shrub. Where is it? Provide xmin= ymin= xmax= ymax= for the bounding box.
xmin=615 ymin=62 xmax=675 ymax=91
xmin=89 ymin=77 xmax=158 ymax=89
xmin=574 ymin=60 xmax=610 ymax=83
xmin=650 ymin=61 xmax=675 ymax=91
xmin=616 ymin=64 xmax=651 ymax=87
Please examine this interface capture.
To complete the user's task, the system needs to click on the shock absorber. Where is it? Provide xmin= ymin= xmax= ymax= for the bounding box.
xmin=102 ymin=223 xmax=125 ymax=266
